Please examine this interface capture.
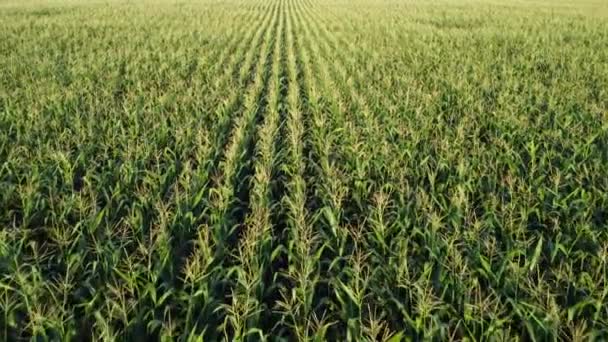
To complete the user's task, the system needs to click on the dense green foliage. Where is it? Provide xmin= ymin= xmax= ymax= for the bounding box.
xmin=1 ymin=0 xmax=608 ymax=340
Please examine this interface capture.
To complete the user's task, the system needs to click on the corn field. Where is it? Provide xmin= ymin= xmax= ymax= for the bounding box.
xmin=1 ymin=0 xmax=608 ymax=340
